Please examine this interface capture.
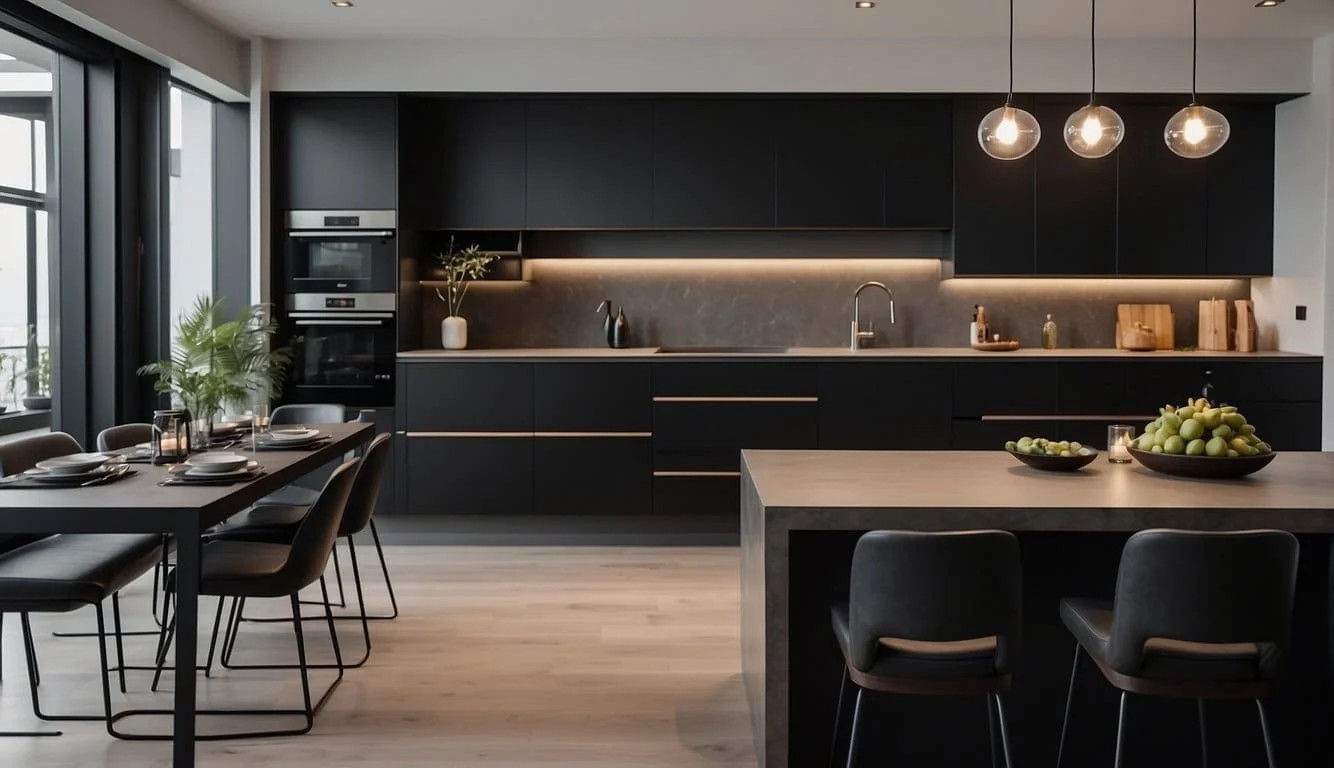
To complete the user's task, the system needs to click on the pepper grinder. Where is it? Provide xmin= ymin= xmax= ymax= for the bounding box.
xmin=595 ymin=300 xmax=631 ymax=349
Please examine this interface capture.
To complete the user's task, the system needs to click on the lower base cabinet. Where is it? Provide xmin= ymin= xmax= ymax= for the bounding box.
xmin=652 ymin=473 xmax=741 ymax=517
xmin=533 ymin=436 xmax=652 ymax=515
xmin=403 ymin=435 xmax=533 ymax=515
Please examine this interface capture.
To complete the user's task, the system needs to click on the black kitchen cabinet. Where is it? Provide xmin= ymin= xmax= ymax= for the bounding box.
xmin=1033 ymin=97 xmax=1117 ymax=275
xmin=953 ymin=362 xmax=1058 ymax=417
xmin=774 ymin=100 xmax=887 ymax=228
xmin=403 ymin=435 xmax=531 ymax=515
xmin=401 ymin=362 xmax=533 ymax=431
xmin=526 ymin=100 xmax=654 ymax=228
xmin=1209 ymin=362 xmax=1324 ymax=404
xmin=401 ymin=98 xmax=526 ymax=229
xmin=652 ymin=362 xmax=816 ymax=397
xmin=818 ymin=364 xmax=952 ymax=449
xmin=653 ymin=475 xmax=741 ymax=517
xmin=653 ymin=101 xmax=775 ymax=228
xmin=952 ymin=97 xmax=1037 ymax=275
xmin=883 ymin=100 xmax=953 ymax=229
xmin=534 ymin=436 xmax=651 ymax=514
xmin=1206 ymin=102 xmax=1275 ymax=276
xmin=1241 ymin=403 xmax=1321 ymax=451
xmin=1113 ymin=100 xmax=1207 ymax=275
xmin=534 ymin=363 xmax=651 ymax=431
xmin=653 ymin=402 xmax=818 ymax=466
xmin=276 ymin=95 xmax=397 ymax=211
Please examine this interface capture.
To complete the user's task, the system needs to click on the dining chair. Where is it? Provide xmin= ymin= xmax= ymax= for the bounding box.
xmin=96 ymin=423 xmax=172 ymax=631
xmin=210 ymin=432 xmax=392 ymax=669
xmin=1056 ymin=529 xmax=1298 ymax=768
xmin=0 ymin=432 xmax=164 ymax=737
xmin=120 ymin=458 xmax=359 ymax=740
xmin=829 ymin=529 xmax=1022 ymax=768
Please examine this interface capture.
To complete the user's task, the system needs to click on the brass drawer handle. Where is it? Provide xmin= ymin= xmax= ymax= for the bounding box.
xmin=404 ymin=431 xmax=534 ymax=438
xmin=652 ymin=471 xmax=742 ymax=478
xmin=533 ymin=432 xmax=652 ymax=438
xmin=978 ymin=415 xmax=1155 ymax=422
xmin=652 ymin=396 xmax=818 ymax=403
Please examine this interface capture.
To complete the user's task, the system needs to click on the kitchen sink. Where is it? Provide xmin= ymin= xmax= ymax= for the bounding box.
xmin=655 ymin=345 xmax=791 ymax=354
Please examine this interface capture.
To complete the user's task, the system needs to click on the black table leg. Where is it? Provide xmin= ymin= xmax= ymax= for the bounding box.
xmin=172 ymin=519 xmax=201 ymax=767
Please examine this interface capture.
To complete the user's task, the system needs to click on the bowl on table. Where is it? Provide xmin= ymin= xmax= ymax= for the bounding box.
xmin=184 ymin=453 xmax=250 ymax=474
xmin=1128 ymin=447 xmax=1277 ymax=479
xmin=267 ymin=428 xmax=321 ymax=443
xmin=35 ymin=452 xmax=113 ymax=475
xmin=1005 ymin=448 xmax=1099 ymax=472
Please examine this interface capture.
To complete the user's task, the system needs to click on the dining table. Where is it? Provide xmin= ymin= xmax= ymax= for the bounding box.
xmin=0 ymin=420 xmax=374 ymax=768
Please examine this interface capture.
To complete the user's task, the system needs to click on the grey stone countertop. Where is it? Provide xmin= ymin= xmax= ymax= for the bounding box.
xmin=741 ymin=449 xmax=1334 ymax=531
xmin=398 ymin=347 xmax=1319 ymax=362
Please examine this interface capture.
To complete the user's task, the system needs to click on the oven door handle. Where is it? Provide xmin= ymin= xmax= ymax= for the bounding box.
xmin=289 ymin=312 xmax=395 ymax=320
xmin=294 ymin=320 xmax=389 ymax=327
xmin=288 ymin=230 xmax=394 ymax=238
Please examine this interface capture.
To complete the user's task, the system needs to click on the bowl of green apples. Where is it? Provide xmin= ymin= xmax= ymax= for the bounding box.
xmin=1128 ymin=398 xmax=1277 ymax=479
xmin=1005 ymin=437 xmax=1099 ymax=472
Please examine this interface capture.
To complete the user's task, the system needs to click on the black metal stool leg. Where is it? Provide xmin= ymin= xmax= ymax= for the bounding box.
xmin=341 ymin=535 xmax=372 ymax=666
xmin=203 ymin=597 xmax=227 ymax=678
xmin=1113 ymin=691 xmax=1129 ymax=768
xmin=289 ymin=593 xmax=315 ymax=732
xmin=329 ymin=544 xmax=346 ymax=608
xmin=828 ymin=665 xmax=849 ymax=768
xmin=1197 ymin=699 xmax=1208 ymax=768
xmin=992 ymin=692 xmax=1014 ymax=768
xmin=844 ymin=688 xmax=864 ymax=768
xmin=368 ymin=519 xmax=399 ymax=620
xmin=110 ymin=592 xmax=127 ymax=693
xmin=1056 ymin=642 xmax=1081 ymax=768
xmin=150 ymin=608 xmax=176 ymax=693
xmin=1256 ymin=699 xmax=1277 ymax=768
xmin=986 ymin=693 xmax=1000 ymax=768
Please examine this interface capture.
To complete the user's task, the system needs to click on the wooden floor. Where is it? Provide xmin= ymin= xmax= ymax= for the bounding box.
xmin=0 ymin=546 xmax=755 ymax=767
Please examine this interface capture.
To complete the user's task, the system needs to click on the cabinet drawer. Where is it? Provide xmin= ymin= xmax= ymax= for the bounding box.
xmin=534 ymin=363 xmax=650 ymax=431
xmin=534 ymin=436 xmax=652 ymax=515
xmin=652 ymin=363 xmax=817 ymax=397
xmin=652 ymin=474 xmax=741 ymax=516
xmin=401 ymin=363 xmax=533 ymax=431
xmin=652 ymin=401 xmax=819 ymax=458
xmin=1210 ymin=363 xmax=1323 ymax=405
xmin=818 ymin=363 xmax=952 ymax=449
xmin=1241 ymin=402 xmax=1322 ymax=451
xmin=953 ymin=363 xmax=1058 ymax=417
xmin=403 ymin=435 xmax=532 ymax=515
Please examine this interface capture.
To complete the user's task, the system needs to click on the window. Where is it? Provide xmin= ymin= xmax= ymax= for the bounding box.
xmin=0 ymin=28 xmax=54 ymax=413
xmin=167 ymin=83 xmax=215 ymax=340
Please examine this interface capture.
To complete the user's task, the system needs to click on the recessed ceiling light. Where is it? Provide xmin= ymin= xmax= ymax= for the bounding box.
xmin=854 ymin=1 xmax=876 ymax=7
xmin=1255 ymin=0 xmax=1283 ymax=6
xmin=332 ymin=1 xmax=354 ymax=6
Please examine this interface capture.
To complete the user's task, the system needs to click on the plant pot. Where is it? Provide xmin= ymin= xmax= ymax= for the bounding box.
xmin=442 ymin=316 xmax=468 ymax=350
xmin=22 ymin=396 xmax=50 ymax=411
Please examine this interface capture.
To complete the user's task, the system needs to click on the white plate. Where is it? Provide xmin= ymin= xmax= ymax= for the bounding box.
xmin=176 ymin=460 xmax=260 ymax=480
xmin=35 ymin=453 xmax=112 ymax=475
xmin=184 ymin=453 xmax=250 ymax=474
xmin=267 ymin=428 xmax=321 ymax=443
xmin=25 ymin=465 xmax=113 ymax=483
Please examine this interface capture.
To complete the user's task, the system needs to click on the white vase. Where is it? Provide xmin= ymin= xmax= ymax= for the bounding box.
xmin=442 ymin=316 xmax=468 ymax=349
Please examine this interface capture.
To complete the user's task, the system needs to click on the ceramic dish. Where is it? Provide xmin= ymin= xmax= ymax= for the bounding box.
xmin=267 ymin=428 xmax=321 ymax=443
xmin=24 ymin=465 xmax=114 ymax=483
xmin=1128 ymin=447 xmax=1277 ymax=479
xmin=35 ymin=453 xmax=112 ymax=475
xmin=172 ymin=460 xmax=261 ymax=480
xmin=184 ymin=453 xmax=250 ymax=474
xmin=1006 ymin=448 xmax=1100 ymax=472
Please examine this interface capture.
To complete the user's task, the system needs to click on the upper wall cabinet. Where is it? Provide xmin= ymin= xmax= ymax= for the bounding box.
xmin=276 ymin=95 xmax=397 ymax=211
xmin=1205 ymin=102 xmax=1275 ymax=276
xmin=526 ymin=100 xmax=655 ymax=229
xmin=1033 ymin=95 xmax=1117 ymax=275
xmin=882 ymin=99 xmax=954 ymax=229
xmin=653 ymin=100 xmax=776 ymax=228
xmin=400 ymin=98 xmax=527 ymax=230
xmin=952 ymin=96 xmax=1037 ymax=275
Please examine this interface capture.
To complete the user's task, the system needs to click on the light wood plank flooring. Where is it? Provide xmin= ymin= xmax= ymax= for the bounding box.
xmin=0 ymin=546 xmax=754 ymax=767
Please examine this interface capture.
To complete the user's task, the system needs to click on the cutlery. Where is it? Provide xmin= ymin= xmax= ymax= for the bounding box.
xmin=81 ymin=465 xmax=131 ymax=487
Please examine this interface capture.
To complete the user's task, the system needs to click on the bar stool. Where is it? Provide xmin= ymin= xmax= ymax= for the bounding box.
xmin=1056 ymin=529 xmax=1298 ymax=768
xmin=829 ymin=529 xmax=1022 ymax=768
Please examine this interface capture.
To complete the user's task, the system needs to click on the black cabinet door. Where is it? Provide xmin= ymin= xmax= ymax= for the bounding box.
xmin=652 ymin=362 xmax=817 ymax=397
xmin=774 ymin=100 xmax=886 ymax=228
xmin=951 ymin=419 xmax=1060 ymax=450
xmin=653 ymin=100 xmax=775 ymax=228
xmin=953 ymin=363 xmax=1058 ymax=417
xmin=534 ymin=363 xmax=651 ymax=432
xmin=817 ymin=363 xmax=952 ymax=449
xmin=534 ymin=436 xmax=652 ymax=515
xmin=403 ymin=99 xmax=526 ymax=229
xmin=883 ymin=100 xmax=953 ymax=229
xmin=1208 ymin=362 xmax=1323 ymax=404
xmin=952 ymin=97 xmax=1036 ymax=275
xmin=277 ymin=95 xmax=397 ymax=211
xmin=525 ymin=100 xmax=654 ymax=228
xmin=1206 ymin=102 xmax=1275 ymax=276
xmin=1033 ymin=96 xmax=1117 ymax=275
xmin=403 ymin=435 xmax=532 ymax=515
xmin=653 ymin=475 xmax=741 ymax=517
xmin=1241 ymin=403 xmax=1321 ymax=451
xmin=652 ymin=402 xmax=819 ymax=464
xmin=1114 ymin=100 xmax=1206 ymax=275
xmin=401 ymin=363 xmax=533 ymax=431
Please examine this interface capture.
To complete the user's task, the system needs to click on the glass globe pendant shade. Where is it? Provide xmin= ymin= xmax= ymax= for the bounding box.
xmin=1164 ymin=103 xmax=1230 ymax=158
xmin=1063 ymin=103 xmax=1124 ymax=159
xmin=977 ymin=104 xmax=1041 ymax=160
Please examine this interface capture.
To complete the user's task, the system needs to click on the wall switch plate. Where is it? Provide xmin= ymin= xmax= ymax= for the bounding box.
xmin=1296 ymin=305 xmax=1308 ymax=321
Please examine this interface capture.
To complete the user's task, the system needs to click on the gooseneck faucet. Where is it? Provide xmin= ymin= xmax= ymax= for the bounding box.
xmin=851 ymin=281 xmax=895 ymax=350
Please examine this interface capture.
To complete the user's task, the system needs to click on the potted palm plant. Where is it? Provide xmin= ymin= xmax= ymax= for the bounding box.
xmin=435 ymin=237 xmax=499 ymax=350
xmin=21 ymin=327 xmax=51 ymax=410
xmin=138 ymin=295 xmax=292 ymax=445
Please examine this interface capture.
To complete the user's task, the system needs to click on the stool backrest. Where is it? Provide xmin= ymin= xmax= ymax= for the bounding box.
xmin=1109 ymin=528 xmax=1298 ymax=679
xmin=848 ymin=529 xmax=1021 ymax=675
xmin=339 ymin=432 xmax=391 ymax=537
xmin=271 ymin=403 xmax=345 ymax=427
xmin=97 ymin=423 xmax=152 ymax=452
xmin=279 ymin=458 xmax=359 ymax=591
xmin=0 ymin=432 xmax=82 ymax=476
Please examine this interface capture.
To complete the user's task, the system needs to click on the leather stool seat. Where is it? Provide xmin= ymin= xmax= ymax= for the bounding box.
xmin=255 ymin=486 xmax=319 ymax=510
xmin=0 ymin=534 xmax=163 ymax=612
xmin=209 ymin=504 xmax=307 ymax=543
xmin=831 ymin=603 xmax=999 ymax=681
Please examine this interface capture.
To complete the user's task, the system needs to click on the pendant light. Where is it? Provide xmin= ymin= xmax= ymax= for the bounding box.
xmin=1164 ymin=0 xmax=1229 ymax=158
xmin=978 ymin=0 xmax=1040 ymax=160
xmin=1063 ymin=0 xmax=1124 ymax=158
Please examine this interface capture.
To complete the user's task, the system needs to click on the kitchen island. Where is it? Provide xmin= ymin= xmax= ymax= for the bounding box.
xmin=741 ymin=450 xmax=1334 ymax=767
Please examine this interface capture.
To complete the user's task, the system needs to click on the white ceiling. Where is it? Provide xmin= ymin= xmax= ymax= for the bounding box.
xmin=178 ymin=0 xmax=1334 ymax=41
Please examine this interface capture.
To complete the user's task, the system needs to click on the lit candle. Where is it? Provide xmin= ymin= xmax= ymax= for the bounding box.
xmin=1107 ymin=425 xmax=1134 ymax=464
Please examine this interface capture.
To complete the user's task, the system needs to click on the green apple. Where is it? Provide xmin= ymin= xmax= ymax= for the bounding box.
xmin=1179 ymin=419 xmax=1205 ymax=441
xmin=1211 ymin=424 xmax=1233 ymax=440
xmin=1164 ymin=435 xmax=1186 ymax=455
xmin=1185 ymin=438 xmax=1207 ymax=456
xmin=1205 ymin=436 xmax=1229 ymax=457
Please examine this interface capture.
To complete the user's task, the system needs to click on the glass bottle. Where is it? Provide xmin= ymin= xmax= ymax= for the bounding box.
xmin=1042 ymin=314 xmax=1058 ymax=350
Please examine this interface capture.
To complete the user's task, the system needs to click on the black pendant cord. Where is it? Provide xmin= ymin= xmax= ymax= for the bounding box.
xmin=1006 ymin=0 xmax=1015 ymax=104
xmin=1190 ymin=0 xmax=1198 ymax=104
xmin=1088 ymin=0 xmax=1097 ymax=104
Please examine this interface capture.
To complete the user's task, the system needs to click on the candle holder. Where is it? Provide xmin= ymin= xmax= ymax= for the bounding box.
xmin=151 ymin=408 xmax=192 ymax=464
xmin=1107 ymin=424 xmax=1135 ymax=464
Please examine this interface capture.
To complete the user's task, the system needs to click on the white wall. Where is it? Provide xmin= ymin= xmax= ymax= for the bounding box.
xmin=267 ymin=36 xmax=1311 ymax=94
xmin=248 ymin=39 xmax=270 ymax=308
xmin=25 ymin=0 xmax=248 ymax=100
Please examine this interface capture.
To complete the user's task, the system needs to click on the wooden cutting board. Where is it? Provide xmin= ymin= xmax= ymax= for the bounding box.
xmin=1234 ymin=299 xmax=1257 ymax=353
xmin=1116 ymin=304 xmax=1174 ymax=350
xmin=1198 ymin=299 xmax=1233 ymax=351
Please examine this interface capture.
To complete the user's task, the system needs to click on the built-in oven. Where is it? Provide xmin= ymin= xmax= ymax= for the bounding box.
xmin=284 ymin=210 xmax=397 ymax=295
xmin=283 ymin=293 xmax=396 ymax=408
